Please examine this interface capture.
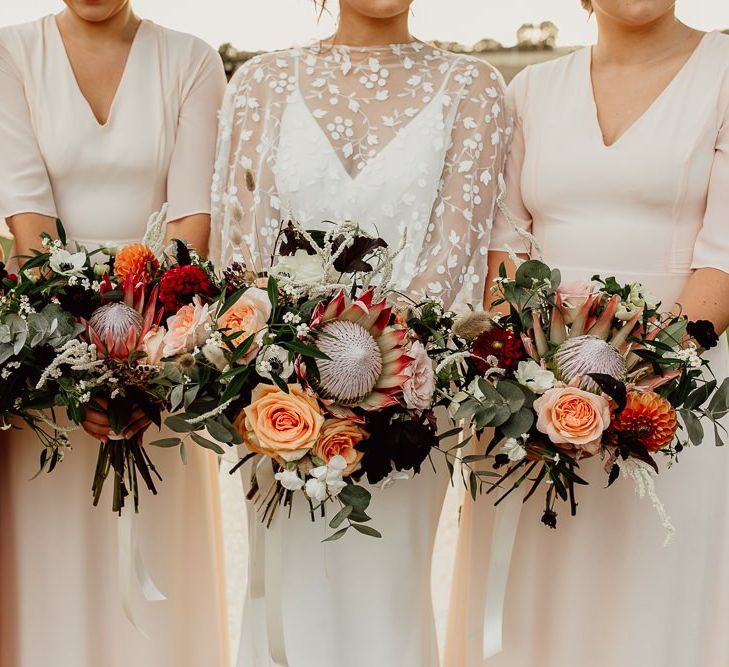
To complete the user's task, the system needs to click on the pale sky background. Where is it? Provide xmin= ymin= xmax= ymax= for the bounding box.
xmin=1 ymin=1 xmax=728 ymax=50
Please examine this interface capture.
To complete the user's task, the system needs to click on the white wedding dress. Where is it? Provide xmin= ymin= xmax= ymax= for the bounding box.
xmin=211 ymin=41 xmax=508 ymax=666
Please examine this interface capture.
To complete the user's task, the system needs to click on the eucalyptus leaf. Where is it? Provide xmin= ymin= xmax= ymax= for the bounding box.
xmin=352 ymin=524 xmax=382 ymax=538
xmin=190 ymin=432 xmax=226 ymax=455
xmin=205 ymin=419 xmax=235 ymax=444
xmin=329 ymin=505 xmax=353 ymax=529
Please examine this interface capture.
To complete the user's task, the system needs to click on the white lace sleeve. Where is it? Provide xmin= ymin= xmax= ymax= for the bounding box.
xmin=408 ymin=59 xmax=510 ymax=309
xmin=210 ymin=53 xmax=289 ymax=270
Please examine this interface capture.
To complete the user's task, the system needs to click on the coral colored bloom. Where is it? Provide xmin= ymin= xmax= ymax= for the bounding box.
xmin=534 ymin=386 xmax=611 ymax=456
xmin=313 ymin=418 xmax=367 ymax=476
xmin=611 ymin=390 xmax=678 ymax=452
xmin=235 ymin=384 xmax=325 ymax=463
xmin=114 ymin=244 xmax=159 ymax=284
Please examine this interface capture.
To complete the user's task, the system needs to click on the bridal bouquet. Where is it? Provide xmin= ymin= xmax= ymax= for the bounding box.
xmin=3 ymin=220 xmax=223 ymax=512
xmin=445 ymin=259 xmax=728 ymax=536
xmin=159 ymin=221 xmax=456 ymax=539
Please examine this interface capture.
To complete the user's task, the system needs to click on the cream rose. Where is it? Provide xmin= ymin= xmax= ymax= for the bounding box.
xmin=534 ymin=386 xmax=611 ymax=456
xmin=141 ymin=325 xmax=166 ymax=366
xmin=270 ymin=249 xmax=327 ymax=283
xmin=162 ymin=297 xmax=211 ymax=357
xmin=217 ymin=287 xmax=272 ymax=362
xmin=235 ymin=384 xmax=325 ymax=462
xmin=312 ymin=418 xmax=367 ymax=477
xmin=402 ymin=341 xmax=435 ymax=411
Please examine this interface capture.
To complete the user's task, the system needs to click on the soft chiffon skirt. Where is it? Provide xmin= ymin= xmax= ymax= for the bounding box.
xmin=0 ymin=424 xmax=229 ymax=667
xmin=236 ymin=456 xmax=449 ymax=667
xmin=445 ymin=270 xmax=729 ymax=667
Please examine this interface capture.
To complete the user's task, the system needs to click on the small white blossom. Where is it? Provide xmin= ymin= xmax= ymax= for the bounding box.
xmin=275 ymin=468 xmax=305 ymax=491
xmin=501 ymin=437 xmax=527 ymax=462
xmin=514 ymin=360 xmax=555 ymax=395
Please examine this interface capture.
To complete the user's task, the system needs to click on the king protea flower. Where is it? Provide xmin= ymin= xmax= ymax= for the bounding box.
xmin=529 ymin=293 xmax=644 ymax=390
xmin=85 ymin=276 xmax=163 ymax=361
xmin=307 ymin=289 xmax=412 ymax=410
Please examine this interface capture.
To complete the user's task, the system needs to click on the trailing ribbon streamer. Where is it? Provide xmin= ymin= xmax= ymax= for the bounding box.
xmin=118 ymin=508 xmax=166 ymax=638
xmin=246 ymin=457 xmax=289 ymax=666
xmin=481 ymin=482 xmax=526 ymax=660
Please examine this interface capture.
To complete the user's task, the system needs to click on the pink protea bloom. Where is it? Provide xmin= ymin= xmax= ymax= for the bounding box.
xmin=85 ymin=275 xmax=163 ymax=361
xmin=307 ymin=289 xmax=413 ymax=410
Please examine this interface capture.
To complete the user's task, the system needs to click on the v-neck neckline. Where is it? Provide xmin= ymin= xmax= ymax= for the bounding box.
xmin=50 ymin=14 xmax=145 ymax=128
xmin=586 ymin=31 xmax=713 ymax=149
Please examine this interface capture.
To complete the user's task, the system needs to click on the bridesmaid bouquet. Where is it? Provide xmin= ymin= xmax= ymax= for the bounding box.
xmin=445 ymin=259 xmax=728 ymax=536
xmin=3 ymin=220 xmax=225 ymax=512
xmin=159 ymin=221 xmax=457 ymax=539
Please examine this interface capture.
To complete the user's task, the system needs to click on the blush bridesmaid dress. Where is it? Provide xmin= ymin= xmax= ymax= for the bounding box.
xmin=0 ymin=16 xmax=229 ymax=667
xmin=447 ymin=31 xmax=729 ymax=667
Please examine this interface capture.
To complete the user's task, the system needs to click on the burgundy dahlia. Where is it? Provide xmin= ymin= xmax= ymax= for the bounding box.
xmin=158 ymin=265 xmax=214 ymax=314
xmin=472 ymin=327 xmax=524 ymax=373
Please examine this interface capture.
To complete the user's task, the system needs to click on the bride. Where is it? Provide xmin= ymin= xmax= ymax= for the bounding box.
xmin=211 ymin=0 xmax=508 ymax=664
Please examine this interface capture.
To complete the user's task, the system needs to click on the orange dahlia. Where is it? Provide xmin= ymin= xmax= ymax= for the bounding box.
xmin=114 ymin=244 xmax=159 ymax=284
xmin=612 ymin=391 xmax=678 ymax=452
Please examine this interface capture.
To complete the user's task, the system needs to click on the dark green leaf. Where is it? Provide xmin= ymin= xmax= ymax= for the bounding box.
xmin=329 ymin=505 xmax=353 ymax=529
xmin=352 ymin=524 xmax=382 ymax=538
xmin=190 ymin=432 xmax=226 ymax=455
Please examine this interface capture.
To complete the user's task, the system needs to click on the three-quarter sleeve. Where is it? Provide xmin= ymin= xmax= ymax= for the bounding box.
xmin=691 ymin=90 xmax=729 ymax=276
xmin=0 ymin=40 xmax=56 ymax=221
xmin=165 ymin=42 xmax=227 ymax=223
xmin=407 ymin=59 xmax=510 ymax=309
xmin=490 ymin=70 xmax=533 ymax=255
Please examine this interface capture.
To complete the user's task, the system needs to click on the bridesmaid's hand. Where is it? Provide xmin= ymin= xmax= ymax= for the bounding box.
xmin=81 ymin=397 xmax=152 ymax=442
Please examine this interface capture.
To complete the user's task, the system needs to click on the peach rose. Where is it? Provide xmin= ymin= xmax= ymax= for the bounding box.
xmin=141 ymin=325 xmax=166 ymax=366
xmin=312 ymin=418 xmax=367 ymax=477
xmin=235 ymin=384 xmax=325 ymax=462
xmin=402 ymin=341 xmax=435 ymax=411
xmin=217 ymin=287 xmax=271 ymax=362
xmin=534 ymin=386 xmax=611 ymax=456
xmin=162 ymin=297 xmax=211 ymax=357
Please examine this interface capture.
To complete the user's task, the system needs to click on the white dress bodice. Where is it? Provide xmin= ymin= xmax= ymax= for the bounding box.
xmin=212 ymin=41 xmax=509 ymax=308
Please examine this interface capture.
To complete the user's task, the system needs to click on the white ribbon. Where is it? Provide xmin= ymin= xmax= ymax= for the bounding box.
xmin=246 ymin=457 xmax=290 ymax=666
xmin=118 ymin=508 xmax=166 ymax=638
xmin=481 ymin=482 xmax=526 ymax=660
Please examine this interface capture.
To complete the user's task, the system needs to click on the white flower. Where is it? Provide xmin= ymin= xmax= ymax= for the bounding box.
xmin=616 ymin=283 xmax=659 ymax=320
xmin=94 ymin=263 xmax=110 ymax=278
xmin=271 ymin=249 xmax=327 ymax=284
xmin=275 ymin=468 xmax=305 ymax=491
xmin=514 ymin=360 xmax=555 ymax=395
xmin=255 ymin=344 xmax=294 ymax=380
xmin=49 ymin=249 xmax=86 ymax=276
xmin=501 ymin=437 xmax=527 ymax=462
xmin=305 ymin=455 xmax=347 ymax=501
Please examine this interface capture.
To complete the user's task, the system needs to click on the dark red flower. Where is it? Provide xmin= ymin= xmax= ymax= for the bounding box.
xmin=159 ymin=265 xmax=215 ymax=314
xmin=472 ymin=327 xmax=524 ymax=373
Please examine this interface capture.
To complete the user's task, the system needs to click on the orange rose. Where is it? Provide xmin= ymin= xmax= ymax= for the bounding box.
xmin=534 ymin=386 xmax=611 ymax=456
xmin=313 ymin=418 xmax=367 ymax=477
xmin=234 ymin=384 xmax=324 ymax=462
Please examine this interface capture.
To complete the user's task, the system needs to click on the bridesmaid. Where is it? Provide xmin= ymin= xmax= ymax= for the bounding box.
xmin=0 ymin=2 xmax=229 ymax=666
xmin=447 ymin=2 xmax=729 ymax=666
